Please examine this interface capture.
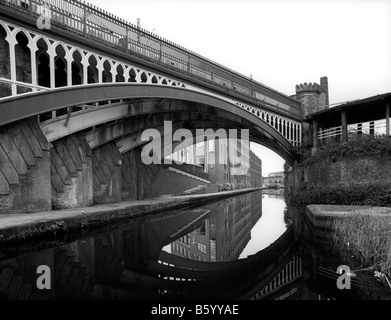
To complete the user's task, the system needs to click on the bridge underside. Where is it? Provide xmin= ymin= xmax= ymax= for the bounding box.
xmin=0 ymin=84 xmax=298 ymax=214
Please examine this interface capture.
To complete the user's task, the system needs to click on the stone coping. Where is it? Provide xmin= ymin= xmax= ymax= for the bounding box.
xmin=307 ymin=204 xmax=391 ymax=219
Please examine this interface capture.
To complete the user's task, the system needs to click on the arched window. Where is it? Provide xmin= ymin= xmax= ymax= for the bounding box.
xmin=102 ymin=60 xmax=112 ymax=83
xmin=0 ymin=24 xmax=10 ymax=80
xmin=128 ymin=68 xmax=137 ymax=83
xmin=87 ymin=55 xmax=98 ymax=84
xmin=0 ymin=24 xmax=11 ymax=98
xmin=115 ymin=64 xmax=125 ymax=82
xmin=72 ymin=50 xmax=83 ymax=85
xmin=36 ymin=38 xmax=50 ymax=88
xmin=54 ymin=44 xmax=67 ymax=87
xmin=15 ymin=31 xmax=31 ymax=84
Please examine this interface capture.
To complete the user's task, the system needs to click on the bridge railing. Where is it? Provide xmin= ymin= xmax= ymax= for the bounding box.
xmin=0 ymin=0 xmax=302 ymax=119
xmin=249 ymin=256 xmax=302 ymax=300
xmin=318 ymin=119 xmax=387 ymax=143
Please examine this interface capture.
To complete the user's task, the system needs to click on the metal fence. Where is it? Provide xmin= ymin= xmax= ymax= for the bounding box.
xmin=318 ymin=119 xmax=388 ymax=142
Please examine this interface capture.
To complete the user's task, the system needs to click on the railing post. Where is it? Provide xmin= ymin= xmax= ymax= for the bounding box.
xmin=357 ymin=123 xmax=362 ymax=139
xmin=159 ymin=43 xmax=162 ymax=63
xmin=29 ymin=0 xmax=32 ymax=16
xmin=137 ymin=18 xmax=140 ymax=43
xmin=83 ymin=6 xmax=87 ymax=37
xmin=312 ymin=119 xmax=318 ymax=155
xmin=386 ymin=103 xmax=390 ymax=136
xmin=126 ymin=26 xmax=129 ymax=53
xmin=341 ymin=110 xmax=348 ymax=142
xmin=369 ymin=121 xmax=375 ymax=136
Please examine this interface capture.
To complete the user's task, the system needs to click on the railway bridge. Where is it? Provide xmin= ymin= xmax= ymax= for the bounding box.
xmin=0 ymin=0 xmax=305 ymax=214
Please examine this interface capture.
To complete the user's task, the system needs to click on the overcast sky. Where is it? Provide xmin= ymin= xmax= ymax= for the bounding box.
xmin=87 ymin=0 xmax=391 ymax=175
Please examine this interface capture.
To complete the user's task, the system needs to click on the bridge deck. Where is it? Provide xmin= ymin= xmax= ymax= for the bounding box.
xmin=0 ymin=0 xmax=302 ymax=121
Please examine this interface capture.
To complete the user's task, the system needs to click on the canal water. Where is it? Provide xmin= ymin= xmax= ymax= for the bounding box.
xmin=0 ymin=190 xmax=389 ymax=300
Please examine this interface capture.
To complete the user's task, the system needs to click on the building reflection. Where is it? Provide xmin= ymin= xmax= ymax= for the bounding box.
xmin=170 ymin=191 xmax=262 ymax=263
xmin=262 ymin=188 xmax=284 ymax=198
xmin=2 ymin=190 xmax=385 ymax=300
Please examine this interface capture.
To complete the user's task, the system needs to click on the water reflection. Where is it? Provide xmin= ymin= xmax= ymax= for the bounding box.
xmin=168 ymin=191 xmax=264 ymax=263
xmin=287 ymin=205 xmax=391 ymax=300
xmin=0 ymin=190 xmax=293 ymax=300
xmin=0 ymin=190 xmax=389 ymax=300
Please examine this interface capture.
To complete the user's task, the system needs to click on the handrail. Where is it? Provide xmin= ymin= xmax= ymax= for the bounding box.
xmin=318 ymin=119 xmax=387 ymax=140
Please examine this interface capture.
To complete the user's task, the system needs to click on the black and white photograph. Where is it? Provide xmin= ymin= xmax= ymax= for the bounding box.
xmin=0 ymin=0 xmax=390 ymax=311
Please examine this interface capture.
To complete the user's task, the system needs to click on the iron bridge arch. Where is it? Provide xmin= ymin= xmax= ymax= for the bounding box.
xmin=0 ymin=84 xmax=299 ymax=165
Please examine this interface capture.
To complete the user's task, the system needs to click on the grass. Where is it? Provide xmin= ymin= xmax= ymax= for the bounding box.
xmin=332 ymin=214 xmax=391 ymax=291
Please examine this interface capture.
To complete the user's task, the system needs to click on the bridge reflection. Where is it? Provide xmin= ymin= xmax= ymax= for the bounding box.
xmin=0 ymin=191 xmax=307 ymax=300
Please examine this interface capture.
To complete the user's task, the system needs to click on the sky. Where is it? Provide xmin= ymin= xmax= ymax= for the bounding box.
xmin=239 ymin=195 xmax=287 ymax=258
xmin=87 ymin=0 xmax=391 ymax=175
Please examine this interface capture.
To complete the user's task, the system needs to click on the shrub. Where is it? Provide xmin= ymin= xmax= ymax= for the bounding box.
xmin=298 ymin=135 xmax=391 ymax=166
xmin=287 ymin=183 xmax=391 ymax=206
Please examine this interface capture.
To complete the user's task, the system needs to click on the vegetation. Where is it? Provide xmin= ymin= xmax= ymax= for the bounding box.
xmin=285 ymin=135 xmax=391 ymax=206
xmin=287 ymin=183 xmax=391 ymax=206
xmin=298 ymin=135 xmax=391 ymax=165
xmin=332 ymin=214 xmax=391 ymax=291
xmin=285 ymin=135 xmax=391 ymax=294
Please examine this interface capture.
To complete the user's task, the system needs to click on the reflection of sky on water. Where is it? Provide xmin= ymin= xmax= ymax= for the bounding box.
xmin=162 ymin=244 xmax=171 ymax=253
xmin=239 ymin=195 xmax=287 ymax=258
xmin=163 ymin=194 xmax=288 ymax=259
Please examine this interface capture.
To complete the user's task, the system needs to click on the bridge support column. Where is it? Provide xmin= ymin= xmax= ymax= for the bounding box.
xmin=51 ymin=134 xmax=93 ymax=209
xmin=122 ymin=149 xmax=162 ymax=201
xmin=0 ymin=117 xmax=51 ymax=214
xmin=92 ymin=142 xmax=123 ymax=204
xmin=121 ymin=149 xmax=139 ymax=201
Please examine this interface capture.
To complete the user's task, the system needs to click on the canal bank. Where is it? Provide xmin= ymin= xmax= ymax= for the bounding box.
xmin=0 ymin=188 xmax=262 ymax=246
xmin=303 ymin=204 xmax=391 ymax=247
xmin=306 ymin=204 xmax=391 ymax=229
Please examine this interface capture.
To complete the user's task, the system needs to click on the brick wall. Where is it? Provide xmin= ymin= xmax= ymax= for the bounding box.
xmin=286 ymin=156 xmax=391 ymax=196
xmin=304 ymin=157 xmax=391 ymax=187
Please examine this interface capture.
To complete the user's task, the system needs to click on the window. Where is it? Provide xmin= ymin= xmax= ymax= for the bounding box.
xmin=197 ymin=243 xmax=207 ymax=253
xmin=197 ymin=224 xmax=206 ymax=235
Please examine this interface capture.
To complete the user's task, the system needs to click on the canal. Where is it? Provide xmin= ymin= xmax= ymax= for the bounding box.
xmin=0 ymin=190 xmax=389 ymax=300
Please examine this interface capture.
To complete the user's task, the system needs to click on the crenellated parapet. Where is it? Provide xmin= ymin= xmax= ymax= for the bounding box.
xmin=295 ymin=82 xmax=323 ymax=94
xmin=291 ymin=76 xmax=329 ymax=120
